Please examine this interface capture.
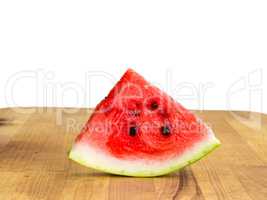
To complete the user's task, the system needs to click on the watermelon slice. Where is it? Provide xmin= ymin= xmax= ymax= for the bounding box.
xmin=69 ymin=69 xmax=220 ymax=177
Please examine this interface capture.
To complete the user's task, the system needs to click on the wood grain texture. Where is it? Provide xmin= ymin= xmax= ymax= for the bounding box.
xmin=0 ymin=108 xmax=266 ymax=200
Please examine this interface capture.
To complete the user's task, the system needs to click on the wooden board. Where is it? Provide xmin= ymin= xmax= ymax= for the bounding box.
xmin=0 ymin=107 xmax=267 ymax=200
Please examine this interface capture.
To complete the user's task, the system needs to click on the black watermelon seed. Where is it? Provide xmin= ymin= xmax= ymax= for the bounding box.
xmin=129 ymin=126 xmax=137 ymax=136
xmin=161 ymin=126 xmax=171 ymax=136
xmin=150 ymin=101 xmax=159 ymax=110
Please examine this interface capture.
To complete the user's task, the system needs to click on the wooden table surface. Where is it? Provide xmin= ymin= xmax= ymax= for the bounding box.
xmin=0 ymin=108 xmax=266 ymax=200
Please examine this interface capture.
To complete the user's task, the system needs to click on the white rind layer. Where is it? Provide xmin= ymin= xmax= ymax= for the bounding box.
xmin=69 ymin=127 xmax=220 ymax=177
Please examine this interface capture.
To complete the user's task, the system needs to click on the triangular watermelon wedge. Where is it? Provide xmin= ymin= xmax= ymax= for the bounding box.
xmin=69 ymin=69 xmax=220 ymax=177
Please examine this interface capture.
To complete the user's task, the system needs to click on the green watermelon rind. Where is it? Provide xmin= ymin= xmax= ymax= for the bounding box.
xmin=69 ymin=131 xmax=220 ymax=177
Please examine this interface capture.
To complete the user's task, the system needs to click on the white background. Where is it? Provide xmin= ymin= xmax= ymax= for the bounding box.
xmin=0 ymin=0 xmax=266 ymax=113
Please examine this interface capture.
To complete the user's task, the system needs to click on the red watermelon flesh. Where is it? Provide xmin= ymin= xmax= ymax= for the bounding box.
xmin=69 ymin=69 xmax=220 ymax=177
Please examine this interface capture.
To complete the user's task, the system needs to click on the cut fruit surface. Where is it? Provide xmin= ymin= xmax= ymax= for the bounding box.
xmin=69 ymin=69 xmax=220 ymax=177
